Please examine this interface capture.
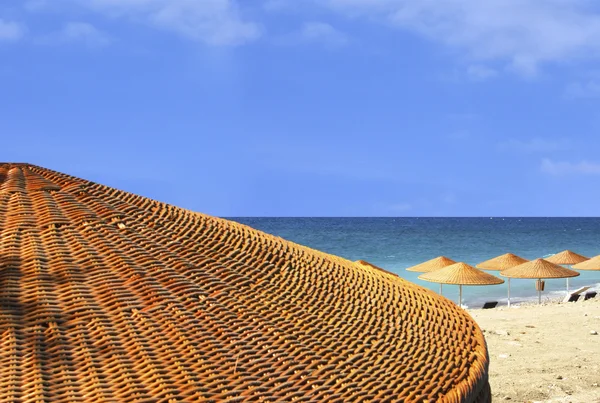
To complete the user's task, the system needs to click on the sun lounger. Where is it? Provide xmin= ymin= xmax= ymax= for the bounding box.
xmin=482 ymin=301 xmax=498 ymax=309
xmin=563 ymin=286 xmax=591 ymax=303
xmin=584 ymin=291 xmax=597 ymax=300
xmin=565 ymin=294 xmax=580 ymax=302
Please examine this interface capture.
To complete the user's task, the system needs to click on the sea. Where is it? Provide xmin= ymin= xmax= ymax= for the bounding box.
xmin=228 ymin=217 xmax=600 ymax=308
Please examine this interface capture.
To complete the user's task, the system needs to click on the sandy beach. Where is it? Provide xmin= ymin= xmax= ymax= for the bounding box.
xmin=469 ymin=297 xmax=600 ymax=402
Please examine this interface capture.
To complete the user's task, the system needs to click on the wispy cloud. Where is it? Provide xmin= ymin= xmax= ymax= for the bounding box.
xmin=467 ymin=64 xmax=497 ymax=81
xmin=387 ymin=202 xmax=412 ymax=213
xmin=446 ymin=130 xmax=471 ymax=141
xmin=63 ymin=22 xmax=110 ymax=46
xmin=27 ymin=0 xmax=261 ymax=46
xmin=300 ymin=22 xmax=348 ymax=47
xmin=540 ymin=158 xmax=600 ymax=176
xmin=274 ymin=21 xmax=348 ymax=48
xmin=565 ymin=80 xmax=600 ymax=99
xmin=321 ymin=0 xmax=600 ymax=76
xmin=446 ymin=112 xmax=479 ymax=121
xmin=498 ymin=138 xmax=569 ymax=153
xmin=442 ymin=192 xmax=457 ymax=204
xmin=0 ymin=19 xmax=26 ymax=42
xmin=37 ymin=22 xmax=111 ymax=47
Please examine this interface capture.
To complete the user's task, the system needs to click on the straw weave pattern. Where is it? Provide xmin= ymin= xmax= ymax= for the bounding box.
xmin=572 ymin=255 xmax=600 ymax=271
xmin=405 ymin=256 xmax=456 ymax=272
xmin=545 ymin=250 xmax=589 ymax=265
xmin=476 ymin=253 xmax=528 ymax=271
xmin=418 ymin=263 xmax=504 ymax=286
xmin=0 ymin=163 xmax=491 ymax=403
xmin=501 ymin=258 xmax=580 ymax=279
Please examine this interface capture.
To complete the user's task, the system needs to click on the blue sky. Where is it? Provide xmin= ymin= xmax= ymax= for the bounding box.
xmin=2 ymin=0 xmax=600 ymax=216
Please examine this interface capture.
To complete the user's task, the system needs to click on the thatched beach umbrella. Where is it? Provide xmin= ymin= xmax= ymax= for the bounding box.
xmin=407 ymin=256 xmax=456 ymax=294
xmin=419 ymin=262 xmax=504 ymax=307
xmin=0 ymin=162 xmax=495 ymax=402
xmin=573 ymin=255 xmax=600 ymax=270
xmin=501 ymin=258 xmax=580 ymax=304
xmin=476 ymin=253 xmax=529 ymax=307
xmin=545 ymin=250 xmax=589 ymax=292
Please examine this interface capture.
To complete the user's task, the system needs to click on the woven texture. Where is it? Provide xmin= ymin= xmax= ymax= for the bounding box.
xmin=573 ymin=255 xmax=600 ymax=271
xmin=406 ymin=256 xmax=457 ymax=272
xmin=418 ymin=262 xmax=504 ymax=286
xmin=501 ymin=258 xmax=580 ymax=279
xmin=476 ymin=253 xmax=528 ymax=271
xmin=545 ymin=250 xmax=589 ymax=265
xmin=0 ymin=163 xmax=491 ymax=403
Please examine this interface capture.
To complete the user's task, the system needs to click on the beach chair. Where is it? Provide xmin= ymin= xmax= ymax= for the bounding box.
xmin=482 ymin=301 xmax=498 ymax=309
xmin=562 ymin=286 xmax=590 ymax=303
xmin=584 ymin=291 xmax=597 ymax=300
xmin=565 ymin=294 xmax=580 ymax=302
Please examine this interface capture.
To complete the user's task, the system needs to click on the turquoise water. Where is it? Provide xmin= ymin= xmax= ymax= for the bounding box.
xmin=229 ymin=217 xmax=600 ymax=307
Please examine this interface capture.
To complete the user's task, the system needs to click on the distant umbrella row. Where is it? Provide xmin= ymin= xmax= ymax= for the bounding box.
xmin=407 ymin=250 xmax=599 ymax=307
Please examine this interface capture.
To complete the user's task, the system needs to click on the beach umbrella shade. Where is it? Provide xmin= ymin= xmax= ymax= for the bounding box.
xmin=545 ymin=250 xmax=589 ymax=292
xmin=406 ymin=256 xmax=457 ymax=294
xmin=418 ymin=262 xmax=504 ymax=307
xmin=476 ymin=253 xmax=529 ymax=307
xmin=573 ymin=255 xmax=600 ymax=271
xmin=0 ymin=163 xmax=495 ymax=402
xmin=501 ymin=258 xmax=580 ymax=304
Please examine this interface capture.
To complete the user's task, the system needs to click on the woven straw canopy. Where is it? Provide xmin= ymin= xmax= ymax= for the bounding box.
xmin=406 ymin=256 xmax=457 ymax=272
xmin=501 ymin=258 xmax=580 ymax=279
xmin=545 ymin=250 xmax=589 ymax=265
xmin=418 ymin=262 xmax=504 ymax=286
xmin=476 ymin=253 xmax=529 ymax=271
xmin=573 ymin=255 xmax=600 ymax=271
xmin=0 ymin=163 xmax=491 ymax=403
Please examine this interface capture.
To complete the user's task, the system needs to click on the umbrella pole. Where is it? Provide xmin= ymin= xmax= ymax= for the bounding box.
xmin=566 ymin=277 xmax=569 ymax=293
xmin=459 ymin=285 xmax=462 ymax=307
xmin=538 ymin=278 xmax=541 ymax=304
xmin=440 ymin=283 xmax=442 ymax=295
xmin=507 ymin=278 xmax=511 ymax=308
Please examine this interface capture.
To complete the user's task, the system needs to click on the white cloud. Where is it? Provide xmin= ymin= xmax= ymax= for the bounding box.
xmin=467 ymin=64 xmax=497 ymax=81
xmin=322 ymin=0 xmax=600 ymax=76
xmin=88 ymin=0 xmax=260 ymax=45
xmin=27 ymin=0 xmax=261 ymax=45
xmin=498 ymin=138 xmax=569 ymax=153
xmin=388 ymin=202 xmax=412 ymax=212
xmin=300 ymin=22 xmax=348 ymax=47
xmin=64 ymin=22 xmax=110 ymax=46
xmin=446 ymin=130 xmax=471 ymax=141
xmin=565 ymin=80 xmax=600 ymax=99
xmin=442 ymin=192 xmax=457 ymax=204
xmin=541 ymin=158 xmax=600 ymax=176
xmin=0 ymin=19 xmax=26 ymax=42
xmin=36 ymin=22 xmax=110 ymax=47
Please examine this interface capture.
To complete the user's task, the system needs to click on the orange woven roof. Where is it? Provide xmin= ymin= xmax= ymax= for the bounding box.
xmin=0 ymin=163 xmax=491 ymax=403
xmin=406 ymin=256 xmax=457 ymax=272
xmin=572 ymin=255 xmax=600 ymax=271
xmin=545 ymin=250 xmax=589 ymax=265
xmin=476 ymin=253 xmax=528 ymax=271
xmin=501 ymin=258 xmax=580 ymax=279
xmin=418 ymin=262 xmax=504 ymax=286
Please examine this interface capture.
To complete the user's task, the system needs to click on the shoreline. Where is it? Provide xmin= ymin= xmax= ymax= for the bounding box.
xmin=468 ymin=297 xmax=600 ymax=402
xmin=461 ymin=283 xmax=599 ymax=309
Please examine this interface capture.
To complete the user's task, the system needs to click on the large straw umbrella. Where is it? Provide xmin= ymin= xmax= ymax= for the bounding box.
xmin=476 ymin=253 xmax=529 ymax=307
xmin=573 ymin=255 xmax=600 ymax=271
xmin=500 ymin=258 xmax=579 ymax=304
xmin=406 ymin=256 xmax=456 ymax=294
xmin=418 ymin=262 xmax=504 ymax=307
xmin=545 ymin=250 xmax=589 ymax=292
